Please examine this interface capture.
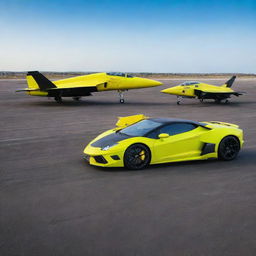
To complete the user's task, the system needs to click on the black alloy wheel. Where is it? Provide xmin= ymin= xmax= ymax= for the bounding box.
xmin=124 ymin=144 xmax=151 ymax=170
xmin=218 ymin=136 xmax=240 ymax=161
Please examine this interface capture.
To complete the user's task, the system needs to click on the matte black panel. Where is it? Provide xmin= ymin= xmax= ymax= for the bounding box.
xmin=27 ymin=71 xmax=56 ymax=90
xmin=194 ymin=89 xmax=241 ymax=100
xmin=27 ymin=71 xmax=99 ymax=96
xmin=111 ymin=155 xmax=120 ymax=160
xmin=91 ymin=132 xmax=130 ymax=148
xmin=94 ymin=155 xmax=108 ymax=164
xmin=225 ymin=76 xmax=236 ymax=88
xmin=201 ymin=143 xmax=216 ymax=155
xmin=47 ymin=87 xmax=98 ymax=97
xmin=149 ymin=118 xmax=207 ymax=127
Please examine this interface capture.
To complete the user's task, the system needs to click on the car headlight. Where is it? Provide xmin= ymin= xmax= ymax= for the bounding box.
xmin=101 ymin=144 xmax=118 ymax=151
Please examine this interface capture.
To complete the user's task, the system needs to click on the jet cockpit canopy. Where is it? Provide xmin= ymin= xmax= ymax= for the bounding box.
xmin=107 ymin=72 xmax=133 ymax=78
xmin=181 ymin=81 xmax=200 ymax=86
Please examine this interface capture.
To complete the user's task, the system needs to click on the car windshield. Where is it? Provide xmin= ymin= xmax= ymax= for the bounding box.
xmin=119 ymin=119 xmax=162 ymax=137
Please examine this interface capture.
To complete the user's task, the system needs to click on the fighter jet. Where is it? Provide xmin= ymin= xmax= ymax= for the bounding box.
xmin=17 ymin=71 xmax=162 ymax=103
xmin=161 ymin=76 xmax=244 ymax=104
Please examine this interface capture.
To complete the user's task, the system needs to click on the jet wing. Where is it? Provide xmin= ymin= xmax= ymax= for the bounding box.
xmin=16 ymin=82 xmax=104 ymax=94
xmin=45 ymin=83 xmax=104 ymax=97
xmin=53 ymin=79 xmax=107 ymax=89
xmin=16 ymin=88 xmax=40 ymax=92
xmin=45 ymin=74 xmax=110 ymax=95
xmin=195 ymin=89 xmax=244 ymax=98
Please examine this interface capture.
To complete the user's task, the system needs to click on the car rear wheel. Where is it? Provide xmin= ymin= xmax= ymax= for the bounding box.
xmin=124 ymin=144 xmax=151 ymax=170
xmin=218 ymin=136 xmax=240 ymax=161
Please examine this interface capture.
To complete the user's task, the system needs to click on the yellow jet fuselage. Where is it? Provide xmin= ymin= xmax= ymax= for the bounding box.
xmin=162 ymin=82 xmax=234 ymax=97
xmin=161 ymin=76 xmax=243 ymax=104
xmin=20 ymin=71 xmax=162 ymax=103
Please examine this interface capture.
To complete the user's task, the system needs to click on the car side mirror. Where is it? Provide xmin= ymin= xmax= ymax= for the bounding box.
xmin=158 ymin=133 xmax=169 ymax=139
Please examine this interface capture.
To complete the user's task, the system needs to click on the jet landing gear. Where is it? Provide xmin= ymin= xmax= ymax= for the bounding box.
xmin=118 ymin=90 xmax=125 ymax=104
xmin=214 ymin=99 xmax=229 ymax=104
xmin=72 ymin=96 xmax=81 ymax=101
xmin=54 ymin=96 xmax=62 ymax=103
xmin=177 ymin=96 xmax=182 ymax=105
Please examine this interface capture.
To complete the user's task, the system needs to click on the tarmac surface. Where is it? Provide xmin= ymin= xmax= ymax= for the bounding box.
xmin=1 ymin=79 xmax=256 ymax=256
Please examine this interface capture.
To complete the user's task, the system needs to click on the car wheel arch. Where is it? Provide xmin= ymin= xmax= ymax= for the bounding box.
xmin=123 ymin=142 xmax=152 ymax=165
xmin=217 ymin=135 xmax=241 ymax=161
xmin=217 ymin=135 xmax=240 ymax=150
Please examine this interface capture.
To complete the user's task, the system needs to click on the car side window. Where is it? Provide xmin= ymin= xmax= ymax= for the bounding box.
xmin=147 ymin=129 xmax=160 ymax=139
xmin=160 ymin=123 xmax=197 ymax=136
xmin=147 ymin=123 xmax=197 ymax=139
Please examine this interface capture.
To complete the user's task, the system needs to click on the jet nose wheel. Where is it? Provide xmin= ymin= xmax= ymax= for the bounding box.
xmin=177 ymin=96 xmax=181 ymax=105
xmin=118 ymin=90 xmax=125 ymax=104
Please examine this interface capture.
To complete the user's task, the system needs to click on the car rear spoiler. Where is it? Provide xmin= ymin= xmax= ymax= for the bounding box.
xmin=116 ymin=114 xmax=148 ymax=128
xmin=204 ymin=121 xmax=239 ymax=128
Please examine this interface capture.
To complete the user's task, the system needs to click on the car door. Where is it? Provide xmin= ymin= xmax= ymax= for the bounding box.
xmin=152 ymin=123 xmax=207 ymax=163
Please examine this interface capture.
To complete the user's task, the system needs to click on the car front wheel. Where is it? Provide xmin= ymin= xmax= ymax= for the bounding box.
xmin=124 ymin=144 xmax=151 ymax=170
xmin=218 ymin=136 xmax=240 ymax=161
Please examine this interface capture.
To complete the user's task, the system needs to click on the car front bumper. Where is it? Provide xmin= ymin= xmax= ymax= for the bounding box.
xmin=83 ymin=145 xmax=124 ymax=167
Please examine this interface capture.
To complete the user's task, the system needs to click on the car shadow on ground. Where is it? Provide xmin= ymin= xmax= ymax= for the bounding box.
xmin=85 ymin=148 xmax=256 ymax=173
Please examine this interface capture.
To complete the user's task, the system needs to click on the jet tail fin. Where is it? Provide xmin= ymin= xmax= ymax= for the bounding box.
xmin=222 ymin=75 xmax=236 ymax=88
xmin=26 ymin=71 xmax=56 ymax=91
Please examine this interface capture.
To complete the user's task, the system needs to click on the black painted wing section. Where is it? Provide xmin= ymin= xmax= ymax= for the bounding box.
xmin=194 ymin=89 xmax=243 ymax=100
xmin=27 ymin=71 xmax=99 ymax=96
xmin=47 ymin=87 xmax=98 ymax=97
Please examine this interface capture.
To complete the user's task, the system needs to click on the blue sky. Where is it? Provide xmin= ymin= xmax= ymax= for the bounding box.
xmin=0 ymin=0 xmax=255 ymax=72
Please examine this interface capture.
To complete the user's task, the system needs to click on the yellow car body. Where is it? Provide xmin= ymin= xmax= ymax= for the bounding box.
xmin=83 ymin=114 xmax=244 ymax=169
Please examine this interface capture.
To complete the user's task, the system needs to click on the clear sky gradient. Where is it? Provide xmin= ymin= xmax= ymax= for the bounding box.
xmin=0 ymin=0 xmax=255 ymax=72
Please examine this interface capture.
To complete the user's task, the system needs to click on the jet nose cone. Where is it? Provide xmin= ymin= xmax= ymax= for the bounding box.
xmin=161 ymin=87 xmax=179 ymax=95
xmin=161 ymin=88 xmax=169 ymax=94
xmin=145 ymin=79 xmax=163 ymax=87
xmin=152 ymin=80 xmax=163 ymax=86
xmin=124 ymin=77 xmax=162 ymax=89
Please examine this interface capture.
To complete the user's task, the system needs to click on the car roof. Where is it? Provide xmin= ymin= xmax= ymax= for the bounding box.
xmin=148 ymin=118 xmax=206 ymax=126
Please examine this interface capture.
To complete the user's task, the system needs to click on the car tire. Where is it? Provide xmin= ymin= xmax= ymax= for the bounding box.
xmin=218 ymin=136 xmax=240 ymax=161
xmin=124 ymin=143 xmax=151 ymax=170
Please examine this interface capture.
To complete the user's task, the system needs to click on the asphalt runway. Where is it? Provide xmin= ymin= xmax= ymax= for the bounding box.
xmin=1 ymin=78 xmax=256 ymax=256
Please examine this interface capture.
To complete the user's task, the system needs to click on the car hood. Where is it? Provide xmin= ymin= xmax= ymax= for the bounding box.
xmin=91 ymin=132 xmax=131 ymax=148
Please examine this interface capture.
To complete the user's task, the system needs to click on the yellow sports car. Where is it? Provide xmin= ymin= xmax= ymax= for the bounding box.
xmin=83 ymin=114 xmax=244 ymax=170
